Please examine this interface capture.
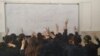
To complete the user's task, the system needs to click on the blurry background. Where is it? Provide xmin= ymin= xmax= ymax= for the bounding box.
xmin=0 ymin=0 xmax=100 ymax=55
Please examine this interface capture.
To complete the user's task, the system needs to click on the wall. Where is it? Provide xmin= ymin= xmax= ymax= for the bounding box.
xmin=79 ymin=1 xmax=92 ymax=31
xmin=0 ymin=1 xmax=5 ymax=41
xmin=80 ymin=0 xmax=100 ymax=31
xmin=0 ymin=0 xmax=100 ymax=37
xmin=91 ymin=0 xmax=100 ymax=31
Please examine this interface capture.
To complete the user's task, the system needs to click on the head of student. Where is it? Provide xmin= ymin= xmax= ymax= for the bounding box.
xmin=84 ymin=35 xmax=92 ymax=44
xmin=67 ymin=33 xmax=75 ymax=45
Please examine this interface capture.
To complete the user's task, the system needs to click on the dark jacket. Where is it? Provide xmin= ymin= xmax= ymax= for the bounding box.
xmin=84 ymin=38 xmax=100 ymax=56
xmin=63 ymin=44 xmax=84 ymax=56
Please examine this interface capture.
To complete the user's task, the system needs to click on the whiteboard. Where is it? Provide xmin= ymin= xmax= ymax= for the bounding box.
xmin=5 ymin=4 xmax=79 ymax=35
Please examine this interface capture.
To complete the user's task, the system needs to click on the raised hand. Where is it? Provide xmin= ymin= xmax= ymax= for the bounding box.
xmin=56 ymin=24 xmax=59 ymax=33
xmin=45 ymin=27 xmax=50 ymax=33
xmin=65 ymin=19 xmax=68 ymax=25
xmin=6 ymin=27 xmax=9 ymax=35
xmin=21 ymin=28 xmax=24 ymax=33
xmin=64 ymin=19 xmax=68 ymax=29
xmin=31 ymin=31 xmax=36 ymax=37
xmin=44 ymin=27 xmax=50 ymax=36
xmin=74 ymin=26 xmax=78 ymax=32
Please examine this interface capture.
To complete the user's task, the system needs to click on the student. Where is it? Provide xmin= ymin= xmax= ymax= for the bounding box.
xmin=25 ymin=34 xmax=39 ymax=56
xmin=17 ymin=33 xmax=26 ymax=49
xmin=54 ymin=20 xmax=68 ymax=46
xmin=63 ymin=34 xmax=76 ymax=56
xmin=74 ymin=26 xmax=82 ymax=46
xmin=3 ymin=35 xmax=20 ymax=56
xmin=62 ymin=20 xmax=68 ymax=42
xmin=39 ymin=27 xmax=63 ymax=56
xmin=83 ymin=34 xmax=100 ymax=56
xmin=60 ymin=20 xmax=69 ymax=48
xmin=63 ymin=33 xmax=83 ymax=56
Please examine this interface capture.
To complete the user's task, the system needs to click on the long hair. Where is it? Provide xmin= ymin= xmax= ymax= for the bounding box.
xmin=25 ymin=36 xmax=39 ymax=56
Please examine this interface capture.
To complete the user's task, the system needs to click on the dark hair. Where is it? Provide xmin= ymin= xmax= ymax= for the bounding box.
xmin=10 ymin=33 xmax=17 ymax=37
xmin=74 ymin=36 xmax=82 ymax=45
xmin=10 ymin=33 xmax=17 ymax=41
xmin=84 ymin=35 xmax=92 ymax=43
xmin=3 ymin=35 xmax=13 ymax=43
xmin=75 ymin=35 xmax=82 ymax=44
xmin=18 ymin=33 xmax=25 ymax=41
xmin=68 ymin=33 xmax=74 ymax=37
xmin=66 ymin=33 xmax=75 ymax=44
xmin=19 ymin=33 xmax=25 ymax=38
xmin=84 ymin=35 xmax=91 ymax=41
xmin=67 ymin=33 xmax=75 ymax=40
xmin=51 ymin=31 xmax=55 ymax=35
xmin=37 ymin=32 xmax=45 ymax=40
xmin=37 ymin=32 xmax=42 ymax=37
xmin=56 ymin=33 xmax=62 ymax=37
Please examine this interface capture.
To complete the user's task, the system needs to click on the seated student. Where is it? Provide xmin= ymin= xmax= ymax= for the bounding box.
xmin=74 ymin=26 xmax=82 ymax=47
xmin=40 ymin=36 xmax=63 ymax=56
xmin=62 ymin=20 xmax=68 ymax=41
xmin=39 ymin=27 xmax=63 ymax=56
xmin=83 ymin=33 xmax=100 ymax=56
xmin=54 ymin=20 xmax=68 ymax=46
xmin=17 ymin=33 xmax=26 ymax=49
xmin=63 ymin=34 xmax=76 ymax=56
xmin=57 ymin=20 xmax=72 ymax=47
xmin=1 ymin=34 xmax=25 ymax=56
xmin=37 ymin=32 xmax=47 ymax=44
xmin=10 ymin=33 xmax=20 ymax=48
xmin=3 ymin=35 xmax=20 ymax=56
xmin=63 ymin=33 xmax=83 ymax=56
xmin=25 ymin=34 xmax=39 ymax=56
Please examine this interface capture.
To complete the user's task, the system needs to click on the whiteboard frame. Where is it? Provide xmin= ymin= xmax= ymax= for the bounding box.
xmin=4 ymin=3 xmax=80 ymax=35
